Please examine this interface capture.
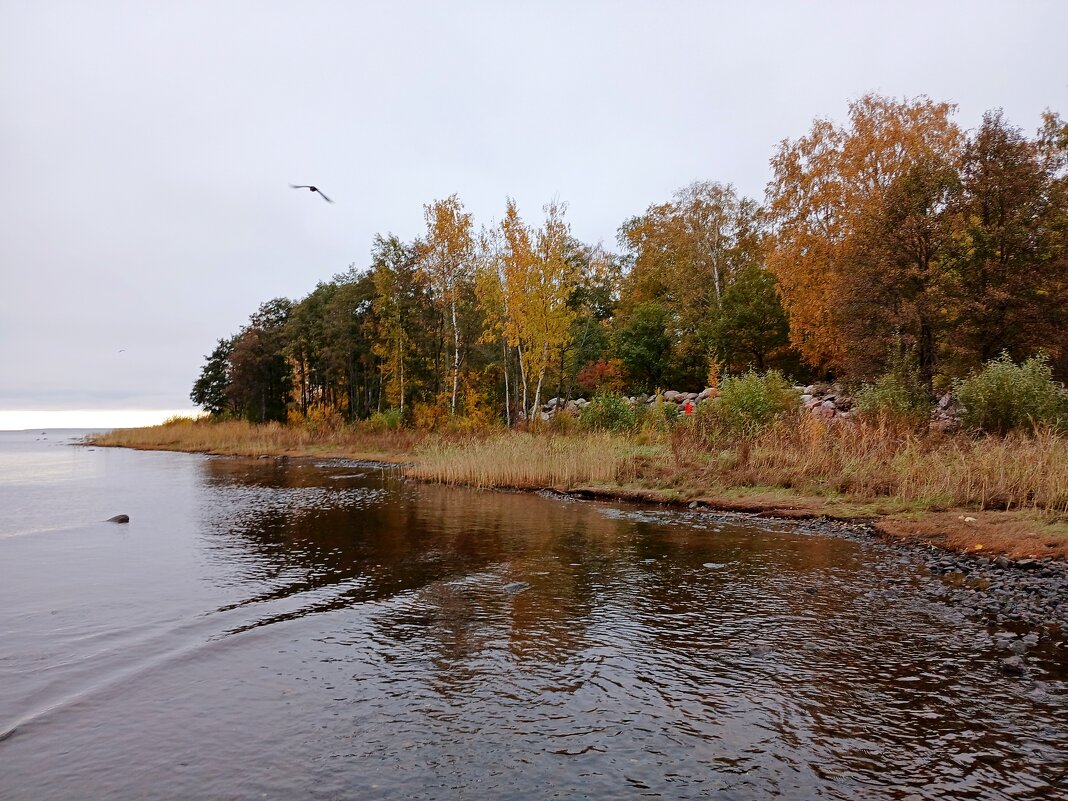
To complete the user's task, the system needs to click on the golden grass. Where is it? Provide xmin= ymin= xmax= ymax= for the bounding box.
xmin=666 ymin=416 xmax=1068 ymax=514
xmin=89 ymin=418 xmax=422 ymax=461
xmin=407 ymin=432 xmax=639 ymax=489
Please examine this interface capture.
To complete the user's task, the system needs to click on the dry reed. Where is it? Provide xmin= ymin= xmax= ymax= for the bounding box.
xmin=667 ymin=415 xmax=1068 ymax=514
xmin=407 ymin=432 xmax=632 ymax=489
xmin=89 ymin=418 xmax=422 ymax=460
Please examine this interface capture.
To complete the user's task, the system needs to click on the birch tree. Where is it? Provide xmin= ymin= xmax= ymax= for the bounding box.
xmin=421 ymin=195 xmax=474 ymax=414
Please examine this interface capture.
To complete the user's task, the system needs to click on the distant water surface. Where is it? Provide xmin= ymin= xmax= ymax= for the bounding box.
xmin=0 ymin=430 xmax=1065 ymax=800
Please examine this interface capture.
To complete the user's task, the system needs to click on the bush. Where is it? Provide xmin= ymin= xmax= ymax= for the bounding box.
xmin=412 ymin=397 xmax=450 ymax=431
xmin=301 ymin=404 xmax=345 ymax=435
xmin=855 ymin=352 xmax=932 ymax=428
xmin=364 ymin=408 xmax=404 ymax=432
xmin=579 ymin=393 xmax=637 ymax=433
xmin=638 ymin=393 xmax=680 ymax=434
xmin=955 ymin=353 xmax=1068 ymax=434
xmin=547 ymin=409 xmax=580 ymax=434
xmin=698 ymin=370 xmax=799 ymax=440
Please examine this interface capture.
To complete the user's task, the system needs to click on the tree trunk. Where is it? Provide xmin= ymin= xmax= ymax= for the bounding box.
xmin=502 ymin=339 xmax=510 ymax=426
xmin=450 ymin=298 xmax=460 ymax=414
xmin=399 ymin=336 xmax=406 ymax=413
xmin=531 ymin=342 xmax=550 ymax=425
xmin=517 ymin=344 xmax=528 ymax=421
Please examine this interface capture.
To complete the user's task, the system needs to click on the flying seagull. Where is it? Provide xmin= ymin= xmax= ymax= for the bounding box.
xmin=289 ymin=184 xmax=334 ymax=203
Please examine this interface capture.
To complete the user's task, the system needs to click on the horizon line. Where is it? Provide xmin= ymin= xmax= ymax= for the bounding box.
xmin=0 ymin=408 xmax=204 ymax=432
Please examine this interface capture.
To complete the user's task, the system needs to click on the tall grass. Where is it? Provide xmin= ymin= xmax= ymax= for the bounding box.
xmin=408 ymin=432 xmax=635 ymax=489
xmin=89 ymin=417 xmax=422 ymax=459
xmin=668 ymin=415 xmax=1068 ymax=513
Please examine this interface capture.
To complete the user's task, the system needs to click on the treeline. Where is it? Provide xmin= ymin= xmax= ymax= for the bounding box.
xmin=192 ymin=95 xmax=1068 ymax=425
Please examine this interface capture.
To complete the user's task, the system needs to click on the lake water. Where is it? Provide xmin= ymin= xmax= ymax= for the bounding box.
xmin=1 ymin=430 xmax=1066 ymax=800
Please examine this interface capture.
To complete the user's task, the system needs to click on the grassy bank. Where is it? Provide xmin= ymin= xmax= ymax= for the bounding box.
xmin=90 ymin=418 xmax=423 ymax=462
xmin=88 ymin=416 xmax=1068 ymax=560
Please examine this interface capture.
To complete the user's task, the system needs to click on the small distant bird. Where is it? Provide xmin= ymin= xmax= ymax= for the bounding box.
xmin=289 ymin=184 xmax=334 ymax=203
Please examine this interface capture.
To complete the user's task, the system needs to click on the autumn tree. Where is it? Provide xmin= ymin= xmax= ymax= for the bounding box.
xmin=526 ymin=200 xmax=579 ymax=415
xmin=766 ymin=94 xmax=962 ymax=372
xmin=370 ymin=234 xmax=428 ymax=414
xmin=286 ymin=281 xmax=337 ymax=415
xmin=838 ymin=155 xmax=959 ymax=383
xmin=476 ymin=199 xmax=581 ymax=420
xmin=619 ymin=182 xmax=750 ymax=320
xmin=421 ymin=195 xmax=475 ymax=414
xmin=618 ymin=181 xmax=784 ymax=387
xmin=498 ymin=198 xmax=537 ymax=418
xmin=474 ymin=220 xmax=519 ymax=423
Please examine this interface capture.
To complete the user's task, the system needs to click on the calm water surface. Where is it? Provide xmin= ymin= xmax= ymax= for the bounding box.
xmin=1 ymin=430 xmax=1065 ymax=800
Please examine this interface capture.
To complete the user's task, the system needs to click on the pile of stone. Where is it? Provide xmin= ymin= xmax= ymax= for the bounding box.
xmin=800 ymin=384 xmax=971 ymax=432
xmin=929 ymin=392 xmax=962 ymax=434
xmin=535 ymin=387 xmax=719 ymax=420
xmin=536 ymin=383 xmax=970 ymax=431
xmin=798 ymin=382 xmax=855 ymax=420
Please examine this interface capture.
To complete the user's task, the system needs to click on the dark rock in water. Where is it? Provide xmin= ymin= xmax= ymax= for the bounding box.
xmin=502 ymin=581 xmax=530 ymax=594
xmin=1000 ymin=655 xmax=1026 ymax=675
xmin=106 ymin=514 xmax=130 ymax=524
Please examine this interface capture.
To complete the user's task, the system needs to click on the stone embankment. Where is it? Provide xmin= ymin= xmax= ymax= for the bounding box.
xmin=536 ymin=388 xmax=716 ymax=419
xmin=536 ymin=383 xmax=965 ymax=430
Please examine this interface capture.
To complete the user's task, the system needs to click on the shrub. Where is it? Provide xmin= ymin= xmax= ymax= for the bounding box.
xmin=954 ymin=353 xmax=1068 ymax=434
xmin=547 ymin=409 xmax=580 ymax=434
xmin=302 ymin=404 xmax=345 ymax=435
xmin=639 ymin=392 xmax=680 ymax=434
xmin=855 ymin=351 xmax=932 ymax=428
xmin=412 ymin=397 xmax=450 ymax=431
xmin=698 ymin=370 xmax=799 ymax=440
xmin=579 ymin=393 xmax=637 ymax=433
xmin=364 ymin=408 xmax=404 ymax=432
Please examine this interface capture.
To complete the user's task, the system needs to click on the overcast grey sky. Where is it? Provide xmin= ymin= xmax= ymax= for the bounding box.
xmin=2 ymin=0 xmax=1066 ymax=427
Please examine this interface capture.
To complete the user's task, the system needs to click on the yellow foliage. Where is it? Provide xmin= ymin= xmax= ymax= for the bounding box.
xmin=412 ymin=395 xmax=451 ymax=431
xmin=706 ymin=357 xmax=724 ymax=390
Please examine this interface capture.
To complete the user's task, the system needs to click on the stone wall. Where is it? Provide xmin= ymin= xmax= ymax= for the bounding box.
xmin=536 ymin=383 xmax=964 ymax=431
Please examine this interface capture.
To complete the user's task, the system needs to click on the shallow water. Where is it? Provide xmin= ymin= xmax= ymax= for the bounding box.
xmin=1 ymin=430 xmax=1065 ymax=800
